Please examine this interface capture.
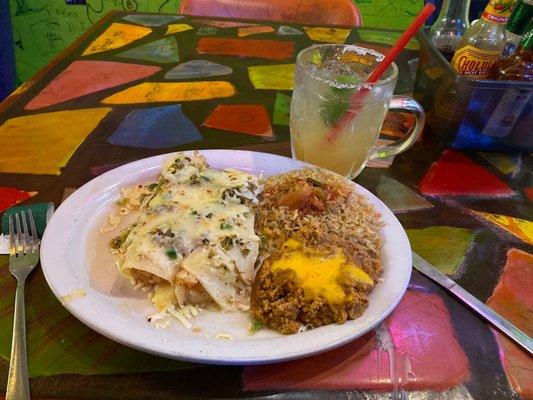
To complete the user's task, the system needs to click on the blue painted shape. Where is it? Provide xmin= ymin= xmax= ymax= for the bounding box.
xmin=108 ymin=105 xmax=202 ymax=149
xmin=165 ymin=60 xmax=233 ymax=80
xmin=277 ymin=25 xmax=303 ymax=35
xmin=117 ymin=37 xmax=180 ymax=63
xmin=123 ymin=14 xmax=184 ymax=26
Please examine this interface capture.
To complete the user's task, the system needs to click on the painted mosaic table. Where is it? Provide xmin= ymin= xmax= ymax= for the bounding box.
xmin=0 ymin=11 xmax=532 ymax=400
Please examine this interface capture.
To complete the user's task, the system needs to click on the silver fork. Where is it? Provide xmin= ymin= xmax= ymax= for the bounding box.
xmin=6 ymin=210 xmax=39 ymax=400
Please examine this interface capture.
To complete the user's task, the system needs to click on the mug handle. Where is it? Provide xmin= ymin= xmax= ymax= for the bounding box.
xmin=369 ymin=95 xmax=425 ymax=160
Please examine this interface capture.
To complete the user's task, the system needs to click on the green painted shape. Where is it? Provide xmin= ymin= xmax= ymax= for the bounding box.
xmin=355 ymin=0 xmax=425 ymax=30
xmin=406 ymin=226 xmax=477 ymax=275
xmin=0 ymin=266 xmax=193 ymax=377
xmin=358 ymin=29 xmax=420 ymax=50
xmin=477 ymin=152 xmax=519 ymax=175
xmin=117 ymin=36 xmax=180 ymax=63
xmin=273 ymin=92 xmax=291 ymax=126
xmin=376 ymin=175 xmax=432 ymax=212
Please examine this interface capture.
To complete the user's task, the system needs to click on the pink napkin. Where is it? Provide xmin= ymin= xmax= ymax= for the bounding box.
xmin=243 ymin=290 xmax=470 ymax=392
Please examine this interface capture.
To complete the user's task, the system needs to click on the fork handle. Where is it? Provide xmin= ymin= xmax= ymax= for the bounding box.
xmin=6 ymin=281 xmax=30 ymax=400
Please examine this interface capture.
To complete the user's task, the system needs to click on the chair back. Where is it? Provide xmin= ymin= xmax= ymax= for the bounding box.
xmin=179 ymin=0 xmax=362 ymax=27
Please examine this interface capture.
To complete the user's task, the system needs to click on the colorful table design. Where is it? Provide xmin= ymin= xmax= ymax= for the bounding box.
xmin=0 ymin=11 xmax=531 ymax=400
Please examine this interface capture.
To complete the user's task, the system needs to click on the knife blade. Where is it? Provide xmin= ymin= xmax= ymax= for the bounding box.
xmin=412 ymin=251 xmax=533 ymax=356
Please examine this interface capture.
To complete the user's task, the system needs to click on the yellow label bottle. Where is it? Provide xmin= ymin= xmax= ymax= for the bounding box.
xmin=451 ymin=0 xmax=517 ymax=79
xmin=452 ymin=45 xmax=501 ymax=77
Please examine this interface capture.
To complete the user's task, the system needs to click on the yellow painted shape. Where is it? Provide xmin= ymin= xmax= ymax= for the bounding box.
xmin=102 ymin=81 xmax=236 ymax=104
xmin=475 ymin=211 xmax=533 ymax=245
xmin=0 ymin=108 xmax=112 ymax=175
xmin=303 ymin=27 xmax=351 ymax=44
xmin=247 ymin=64 xmax=294 ymax=90
xmin=166 ymin=23 xmax=194 ymax=35
xmin=7 ymin=80 xmax=34 ymax=99
xmin=271 ymin=238 xmax=373 ymax=304
xmin=82 ymin=23 xmax=152 ymax=56
xmin=238 ymin=26 xmax=275 ymax=37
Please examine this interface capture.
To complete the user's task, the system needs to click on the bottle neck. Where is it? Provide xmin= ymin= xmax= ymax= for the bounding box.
xmin=438 ymin=0 xmax=471 ymax=20
xmin=505 ymin=1 xmax=533 ymax=35
xmin=482 ymin=0 xmax=517 ymax=25
xmin=519 ymin=26 xmax=533 ymax=50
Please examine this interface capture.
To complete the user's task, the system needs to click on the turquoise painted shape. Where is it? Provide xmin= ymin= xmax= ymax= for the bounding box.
xmin=196 ymin=27 xmax=218 ymax=35
xmin=277 ymin=25 xmax=303 ymax=35
xmin=117 ymin=37 xmax=180 ymax=63
xmin=107 ymin=104 xmax=201 ymax=149
xmin=165 ymin=60 xmax=232 ymax=80
xmin=123 ymin=14 xmax=184 ymax=27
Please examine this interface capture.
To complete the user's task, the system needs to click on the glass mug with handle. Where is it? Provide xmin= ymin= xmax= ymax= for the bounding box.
xmin=290 ymin=44 xmax=425 ymax=179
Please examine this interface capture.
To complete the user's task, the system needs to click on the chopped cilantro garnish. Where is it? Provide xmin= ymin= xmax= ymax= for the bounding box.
xmin=147 ymin=183 xmax=158 ymax=191
xmin=166 ymin=248 xmax=178 ymax=260
xmin=220 ymin=222 xmax=233 ymax=230
xmin=110 ymin=228 xmax=130 ymax=249
xmin=191 ymin=210 xmax=198 ymax=215
xmin=248 ymin=320 xmax=263 ymax=334
xmin=306 ymin=177 xmax=326 ymax=189
xmin=110 ymin=236 xmax=122 ymax=250
xmin=220 ymin=235 xmax=235 ymax=250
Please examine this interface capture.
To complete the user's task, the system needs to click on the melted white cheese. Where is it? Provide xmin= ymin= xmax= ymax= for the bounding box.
xmin=115 ymin=152 xmax=261 ymax=313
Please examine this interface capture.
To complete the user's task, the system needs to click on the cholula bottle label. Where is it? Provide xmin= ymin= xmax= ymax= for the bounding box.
xmin=482 ymin=0 xmax=516 ymax=24
xmin=451 ymin=45 xmax=501 ymax=78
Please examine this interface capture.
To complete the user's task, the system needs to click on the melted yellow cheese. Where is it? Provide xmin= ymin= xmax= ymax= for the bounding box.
xmin=271 ymin=239 xmax=373 ymax=304
xmin=152 ymin=284 xmax=177 ymax=311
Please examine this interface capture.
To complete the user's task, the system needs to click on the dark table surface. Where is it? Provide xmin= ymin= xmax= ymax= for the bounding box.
xmin=0 ymin=11 xmax=531 ymax=400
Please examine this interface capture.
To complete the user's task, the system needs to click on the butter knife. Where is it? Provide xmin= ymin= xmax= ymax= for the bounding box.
xmin=412 ymin=251 xmax=533 ymax=356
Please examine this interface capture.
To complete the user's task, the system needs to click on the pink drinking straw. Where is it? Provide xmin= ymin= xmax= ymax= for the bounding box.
xmin=326 ymin=3 xmax=436 ymax=143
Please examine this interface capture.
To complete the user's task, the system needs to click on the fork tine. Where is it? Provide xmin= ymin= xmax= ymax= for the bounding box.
xmin=14 ymin=213 xmax=22 ymax=256
xmin=8 ymin=215 xmax=16 ymax=257
xmin=21 ymin=210 xmax=29 ymax=255
xmin=28 ymin=209 xmax=38 ymax=252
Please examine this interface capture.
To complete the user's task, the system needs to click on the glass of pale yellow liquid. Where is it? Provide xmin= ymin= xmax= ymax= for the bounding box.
xmin=291 ymin=44 xmax=425 ymax=179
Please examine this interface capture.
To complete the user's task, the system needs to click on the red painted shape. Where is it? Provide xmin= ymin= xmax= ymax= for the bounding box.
xmin=0 ymin=187 xmax=36 ymax=212
xmin=419 ymin=149 xmax=513 ymax=197
xmin=202 ymin=104 xmax=273 ymax=137
xmin=196 ymin=37 xmax=294 ymax=60
xmin=487 ymin=249 xmax=533 ymax=399
xmin=25 ymin=61 xmax=161 ymax=110
xmin=243 ymin=290 xmax=469 ymax=391
xmin=524 ymin=187 xmax=533 ymax=202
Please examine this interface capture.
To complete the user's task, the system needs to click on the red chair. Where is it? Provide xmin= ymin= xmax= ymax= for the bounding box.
xmin=179 ymin=0 xmax=362 ymax=27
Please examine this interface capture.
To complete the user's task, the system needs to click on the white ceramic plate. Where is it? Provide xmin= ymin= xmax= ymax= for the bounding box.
xmin=41 ymin=150 xmax=411 ymax=365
